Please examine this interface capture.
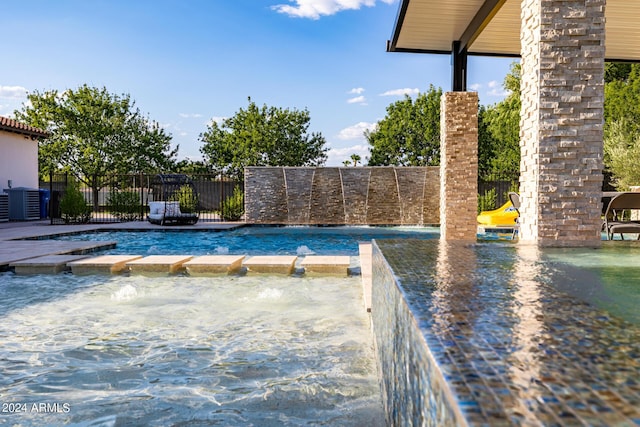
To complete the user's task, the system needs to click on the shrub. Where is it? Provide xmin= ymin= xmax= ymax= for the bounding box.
xmin=478 ymin=188 xmax=497 ymax=213
xmin=171 ymin=185 xmax=198 ymax=213
xmin=107 ymin=190 xmax=140 ymax=222
xmin=60 ymin=183 xmax=92 ymax=224
xmin=220 ymin=187 xmax=244 ymax=221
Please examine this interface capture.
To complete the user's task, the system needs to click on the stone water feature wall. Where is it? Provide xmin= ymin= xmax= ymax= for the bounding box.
xmin=244 ymin=166 xmax=440 ymax=225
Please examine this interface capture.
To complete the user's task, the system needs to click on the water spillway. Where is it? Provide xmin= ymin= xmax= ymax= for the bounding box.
xmin=245 ymin=166 xmax=440 ymax=225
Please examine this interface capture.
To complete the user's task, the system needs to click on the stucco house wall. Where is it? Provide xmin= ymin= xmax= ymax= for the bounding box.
xmin=0 ymin=116 xmax=48 ymax=190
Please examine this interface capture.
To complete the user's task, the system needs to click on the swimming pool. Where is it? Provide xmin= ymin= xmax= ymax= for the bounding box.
xmin=51 ymin=226 xmax=441 ymax=256
xmin=0 ymin=273 xmax=384 ymax=426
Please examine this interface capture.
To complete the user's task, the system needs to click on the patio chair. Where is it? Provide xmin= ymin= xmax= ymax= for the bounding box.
xmin=603 ymin=192 xmax=640 ymax=240
xmin=508 ymin=192 xmax=520 ymax=239
xmin=148 ymin=201 xmax=198 ymax=226
xmin=147 ymin=174 xmax=200 ymax=226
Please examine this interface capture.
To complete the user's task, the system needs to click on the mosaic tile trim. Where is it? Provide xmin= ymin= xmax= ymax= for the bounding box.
xmin=371 ymin=239 xmax=640 ymax=426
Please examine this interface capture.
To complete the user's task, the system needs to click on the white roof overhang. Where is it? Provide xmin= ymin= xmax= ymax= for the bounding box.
xmin=388 ymin=0 xmax=639 ymax=62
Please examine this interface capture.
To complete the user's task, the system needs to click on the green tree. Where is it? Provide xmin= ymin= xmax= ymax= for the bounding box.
xmin=603 ymin=63 xmax=640 ymax=188
xmin=604 ymin=119 xmax=640 ymax=190
xmin=366 ymin=86 xmax=442 ymax=166
xmin=199 ymin=98 xmax=328 ymax=180
xmin=479 ymin=62 xmax=521 ymax=174
xmin=477 ymin=105 xmax=494 ymax=172
xmin=174 ymin=159 xmax=213 ymax=175
xmin=14 ymin=84 xmax=177 ymax=208
xmin=605 ymin=64 xmax=640 ymax=138
xmin=350 ymin=153 xmax=361 ymax=166
xmin=605 ymin=62 xmax=632 ymax=83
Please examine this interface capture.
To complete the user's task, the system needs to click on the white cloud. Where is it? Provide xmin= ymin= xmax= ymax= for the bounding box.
xmin=0 ymin=85 xmax=28 ymax=99
xmin=337 ymin=121 xmax=376 ymax=140
xmin=0 ymin=106 xmax=14 ymax=118
xmin=468 ymin=80 xmax=510 ymax=100
xmin=179 ymin=113 xmax=203 ymax=119
xmin=379 ymin=88 xmax=420 ymax=97
xmin=489 ymin=89 xmax=510 ymax=98
xmin=272 ymin=0 xmax=386 ymax=19
xmin=325 ymin=144 xmax=371 ymax=166
xmin=486 ymin=80 xmax=509 ymax=97
xmin=347 ymin=95 xmax=366 ymax=105
xmin=348 ymin=87 xmax=365 ymax=95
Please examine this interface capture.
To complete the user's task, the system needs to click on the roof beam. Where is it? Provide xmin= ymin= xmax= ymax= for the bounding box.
xmin=452 ymin=41 xmax=468 ymax=91
xmin=457 ymin=0 xmax=507 ymax=54
xmin=386 ymin=0 xmax=410 ymax=52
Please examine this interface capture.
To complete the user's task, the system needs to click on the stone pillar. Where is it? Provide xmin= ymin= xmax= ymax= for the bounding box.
xmin=519 ymin=0 xmax=605 ymax=247
xmin=440 ymin=92 xmax=478 ymax=241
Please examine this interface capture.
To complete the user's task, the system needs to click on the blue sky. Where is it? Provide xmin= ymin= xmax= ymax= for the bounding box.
xmin=0 ymin=0 xmax=515 ymax=166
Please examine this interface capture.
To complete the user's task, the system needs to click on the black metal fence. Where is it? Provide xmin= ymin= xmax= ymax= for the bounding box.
xmin=41 ymin=173 xmax=243 ymax=224
xmin=38 ymin=170 xmax=520 ymax=224
xmin=478 ymin=170 xmax=520 ymax=212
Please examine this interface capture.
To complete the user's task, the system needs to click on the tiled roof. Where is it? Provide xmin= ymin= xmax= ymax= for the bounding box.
xmin=0 ymin=115 xmax=49 ymax=138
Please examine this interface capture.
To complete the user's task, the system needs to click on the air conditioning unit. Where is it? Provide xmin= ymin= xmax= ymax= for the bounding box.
xmin=0 ymin=194 xmax=8 ymax=222
xmin=4 ymin=188 xmax=40 ymax=221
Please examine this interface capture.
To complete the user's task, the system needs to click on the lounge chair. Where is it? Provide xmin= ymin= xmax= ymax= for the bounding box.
xmin=508 ymin=192 xmax=520 ymax=239
xmin=148 ymin=201 xmax=198 ymax=226
xmin=603 ymin=192 xmax=640 ymax=240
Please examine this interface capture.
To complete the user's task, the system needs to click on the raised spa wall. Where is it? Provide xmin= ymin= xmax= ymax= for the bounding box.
xmin=371 ymin=239 xmax=640 ymax=426
xmin=371 ymin=241 xmax=464 ymax=426
xmin=244 ymin=166 xmax=440 ymax=225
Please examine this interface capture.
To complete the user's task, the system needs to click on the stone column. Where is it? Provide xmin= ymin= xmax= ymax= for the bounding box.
xmin=440 ymin=92 xmax=478 ymax=241
xmin=519 ymin=0 xmax=605 ymax=247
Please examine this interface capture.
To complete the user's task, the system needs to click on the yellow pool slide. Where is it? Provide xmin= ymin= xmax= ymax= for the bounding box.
xmin=477 ymin=201 xmax=518 ymax=226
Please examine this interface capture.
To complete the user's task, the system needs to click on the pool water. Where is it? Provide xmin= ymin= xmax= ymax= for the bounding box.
xmin=457 ymin=242 xmax=640 ymax=326
xmin=540 ymin=245 xmax=640 ymax=325
xmin=52 ymin=226 xmax=441 ymax=256
xmin=0 ymin=273 xmax=384 ymax=426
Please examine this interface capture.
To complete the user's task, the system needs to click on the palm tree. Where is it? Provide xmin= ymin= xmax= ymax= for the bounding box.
xmin=350 ymin=154 xmax=361 ymax=167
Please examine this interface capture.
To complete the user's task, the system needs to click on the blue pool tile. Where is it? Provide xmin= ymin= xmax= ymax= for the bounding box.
xmin=371 ymin=239 xmax=640 ymax=426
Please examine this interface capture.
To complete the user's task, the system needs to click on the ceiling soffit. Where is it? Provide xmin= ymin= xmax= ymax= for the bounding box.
xmin=389 ymin=0 xmax=640 ymax=62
